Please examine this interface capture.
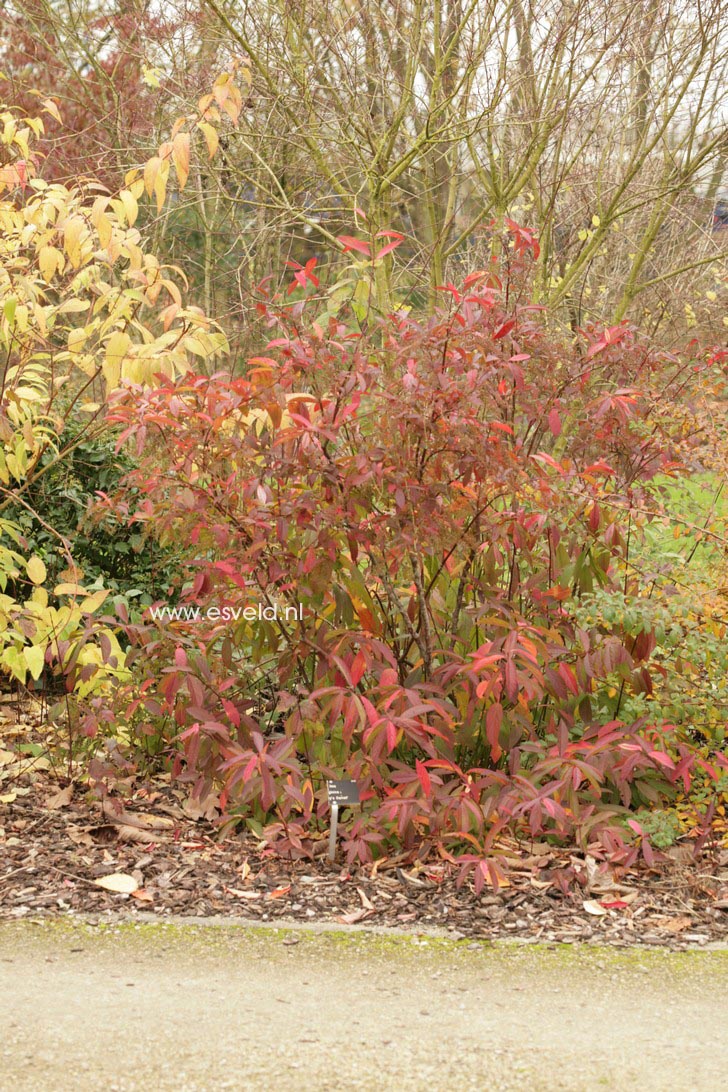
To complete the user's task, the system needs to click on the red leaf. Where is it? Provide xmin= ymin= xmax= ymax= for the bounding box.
xmin=375 ymin=240 xmax=402 ymax=260
xmin=493 ymin=319 xmax=515 ymax=340
xmin=504 ymin=661 xmax=518 ymax=702
xmin=415 ymin=759 xmax=431 ymax=795
xmin=558 ymin=662 xmax=579 ymax=695
xmin=589 ymin=503 xmax=600 ymax=532
xmin=242 ymin=755 xmax=258 ymax=783
xmin=386 ymin=721 xmax=398 ymax=753
xmin=548 ymin=408 xmax=562 ymax=437
xmin=350 ymin=650 xmax=366 ymax=687
xmin=337 ymin=235 xmax=372 ymax=257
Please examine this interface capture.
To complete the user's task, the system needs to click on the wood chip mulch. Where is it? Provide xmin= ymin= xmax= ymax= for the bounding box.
xmin=2 ymin=772 xmax=727 ymax=949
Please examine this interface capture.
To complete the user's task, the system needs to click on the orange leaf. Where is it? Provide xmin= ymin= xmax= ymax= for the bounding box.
xmin=172 ymin=131 xmax=191 ymax=190
xmin=267 ymin=884 xmax=291 ymax=899
xmin=143 ymin=155 xmax=162 ymax=198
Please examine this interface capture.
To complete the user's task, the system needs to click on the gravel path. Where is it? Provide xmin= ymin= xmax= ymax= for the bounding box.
xmin=1 ymin=920 xmax=727 ymax=1091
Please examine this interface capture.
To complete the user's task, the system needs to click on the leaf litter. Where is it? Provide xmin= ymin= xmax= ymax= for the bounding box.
xmin=1 ymin=771 xmax=727 ymax=948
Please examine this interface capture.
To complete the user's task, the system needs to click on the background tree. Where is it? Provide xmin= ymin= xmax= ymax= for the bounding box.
xmin=3 ymin=0 xmax=726 ymax=342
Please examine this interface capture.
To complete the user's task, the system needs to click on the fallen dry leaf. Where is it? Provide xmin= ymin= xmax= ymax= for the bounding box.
xmin=225 ymin=887 xmax=262 ymax=900
xmin=94 ymin=873 xmax=139 ymax=894
xmin=357 ymin=887 xmax=375 ymax=910
xmin=130 ymin=888 xmax=154 ymax=903
xmin=114 ymin=823 xmax=160 ymax=844
xmin=182 ymin=793 xmax=221 ymax=821
xmin=102 ymin=799 xmax=173 ymax=831
xmin=583 ymin=899 xmax=607 ymax=916
xmin=46 ymin=784 xmax=74 ymax=810
xmin=267 ymin=884 xmax=292 ymax=899
xmin=66 ymin=825 xmax=94 ymax=847
xmin=336 ymin=908 xmax=375 ymax=925
xmin=133 ymin=811 xmax=175 ymax=831
xmin=659 ymin=915 xmax=693 ymax=934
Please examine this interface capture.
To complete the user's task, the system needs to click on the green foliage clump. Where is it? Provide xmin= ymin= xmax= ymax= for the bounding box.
xmin=4 ymin=424 xmax=177 ymax=609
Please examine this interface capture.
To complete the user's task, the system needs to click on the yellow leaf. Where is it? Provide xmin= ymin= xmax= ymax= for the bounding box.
xmin=57 ymin=299 xmax=90 ymax=313
xmin=54 ymin=582 xmax=87 ymax=596
xmin=154 ymin=166 xmax=168 ymax=212
xmin=105 ymin=330 xmax=131 ymax=366
xmin=121 ymin=357 xmax=149 ymax=385
xmin=63 ymin=217 xmax=84 ymax=268
xmin=103 ymin=330 xmax=131 ymax=390
xmin=142 ymin=65 xmax=161 ymax=89
xmin=79 ymin=588 xmax=110 ymax=613
xmin=42 ymin=98 xmax=62 ymax=123
xmin=23 ymin=645 xmax=45 ymax=681
xmin=26 ymin=556 xmax=47 ymax=585
xmin=119 ymin=188 xmax=138 ymax=226
xmin=38 ymin=244 xmax=61 ymax=281
xmin=68 ymin=327 xmax=87 ymax=355
xmin=30 ymin=586 xmax=48 ymax=608
xmin=143 ymin=155 xmax=162 ymax=198
xmin=172 ymin=131 xmax=191 ymax=190
xmin=198 ymin=121 xmax=219 ymax=159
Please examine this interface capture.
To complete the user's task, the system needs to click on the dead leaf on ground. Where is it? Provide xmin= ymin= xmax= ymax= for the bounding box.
xmin=659 ymin=915 xmax=693 ymax=934
xmin=66 ymin=825 xmax=94 ymax=847
xmin=115 ymin=823 xmax=160 ymax=844
xmin=130 ymin=888 xmax=154 ymax=903
xmin=357 ymin=886 xmax=375 ymax=910
xmin=46 ymin=784 xmax=74 ymax=809
xmin=267 ymin=884 xmax=291 ymax=899
xmin=94 ymin=873 xmax=139 ymax=894
xmin=583 ymin=899 xmax=607 ymax=916
xmin=101 ymin=799 xmax=173 ymax=835
xmin=182 ymin=793 xmax=221 ymax=821
xmin=336 ymin=908 xmax=376 ymax=925
xmin=133 ymin=811 xmax=175 ymax=830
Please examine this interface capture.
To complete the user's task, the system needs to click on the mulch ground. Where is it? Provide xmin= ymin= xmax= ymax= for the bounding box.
xmin=2 ymin=693 xmax=728 ymax=947
xmin=2 ymin=772 xmax=727 ymax=948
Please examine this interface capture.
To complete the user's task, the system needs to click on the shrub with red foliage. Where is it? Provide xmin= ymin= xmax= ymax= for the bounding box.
xmin=97 ymin=239 xmax=725 ymax=884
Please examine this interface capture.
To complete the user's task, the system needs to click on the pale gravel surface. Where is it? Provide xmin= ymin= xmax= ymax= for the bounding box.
xmin=0 ymin=920 xmax=727 ymax=1091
